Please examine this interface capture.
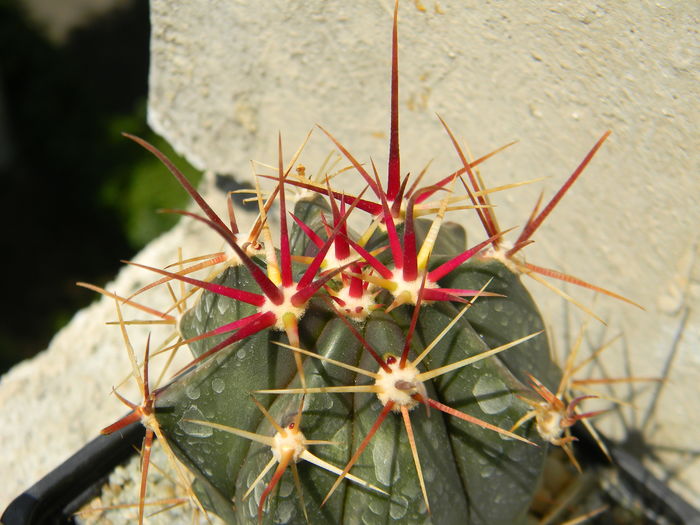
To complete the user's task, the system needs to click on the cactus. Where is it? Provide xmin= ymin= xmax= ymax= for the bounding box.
xmin=90 ymin=2 xmax=641 ymax=524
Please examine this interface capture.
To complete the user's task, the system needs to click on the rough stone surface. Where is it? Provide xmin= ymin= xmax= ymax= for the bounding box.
xmin=1 ymin=0 xmax=698 ymax=519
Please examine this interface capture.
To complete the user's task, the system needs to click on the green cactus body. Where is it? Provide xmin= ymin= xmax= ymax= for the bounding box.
xmin=152 ymin=192 xmax=553 ymax=524
xmin=441 ymin=258 xmax=563 ymax=393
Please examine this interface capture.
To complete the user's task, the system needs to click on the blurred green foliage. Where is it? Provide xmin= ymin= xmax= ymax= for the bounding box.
xmin=0 ymin=0 xmax=200 ymax=372
xmin=101 ymin=107 xmax=203 ymax=249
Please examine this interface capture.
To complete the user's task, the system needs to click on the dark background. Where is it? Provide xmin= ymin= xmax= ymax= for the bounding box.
xmin=0 ymin=0 xmax=200 ymax=373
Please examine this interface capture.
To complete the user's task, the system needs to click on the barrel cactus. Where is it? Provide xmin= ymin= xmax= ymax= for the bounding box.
xmin=92 ymin=2 xmax=638 ymax=524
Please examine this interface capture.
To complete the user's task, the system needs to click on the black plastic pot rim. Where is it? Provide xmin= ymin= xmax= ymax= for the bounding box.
xmin=3 ymin=420 xmax=700 ymax=525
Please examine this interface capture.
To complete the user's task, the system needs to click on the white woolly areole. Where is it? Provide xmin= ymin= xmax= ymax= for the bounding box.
xmin=376 ymin=206 xmax=405 ymax=229
xmin=286 ymin=180 xmax=317 ymax=205
xmin=243 ymin=240 xmax=266 ymax=259
xmin=374 ymin=359 xmax=424 ymax=412
xmin=535 ymin=404 xmax=564 ymax=443
xmin=389 ymin=272 xmax=438 ymax=305
xmin=321 ymin=252 xmax=354 ymax=274
xmin=482 ymin=239 xmax=522 ymax=274
xmin=221 ymin=244 xmax=243 ymax=266
xmin=263 ymin=287 xmax=307 ymax=330
xmin=332 ymin=286 xmax=374 ymax=321
xmin=271 ymin=427 xmax=306 ymax=463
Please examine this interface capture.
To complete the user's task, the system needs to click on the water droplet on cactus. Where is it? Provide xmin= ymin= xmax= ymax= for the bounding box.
xmin=216 ymin=297 xmax=230 ymax=315
xmin=389 ymin=496 xmax=409 ymax=519
xmin=319 ymin=394 xmax=334 ymax=410
xmin=361 ymin=508 xmax=376 ymax=525
xmin=473 ymin=374 xmax=512 ymax=414
xmin=178 ymin=406 xmax=212 ymax=437
xmin=472 ymin=308 xmax=488 ymax=321
xmin=481 ymin=465 xmax=496 ymax=479
xmin=185 ymin=385 xmax=201 ymax=400
xmin=246 ymin=492 xmax=257 ymax=518
xmin=246 ymin=469 xmax=257 ymax=489
xmin=484 ymin=441 xmax=504 ymax=457
xmin=372 ymin=439 xmax=396 ymax=486
xmin=236 ymin=348 xmax=247 ymax=360
xmin=211 ymin=377 xmax=225 ymax=393
xmin=278 ymin=478 xmax=293 ymax=498
xmin=276 ymin=498 xmax=295 ymax=523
